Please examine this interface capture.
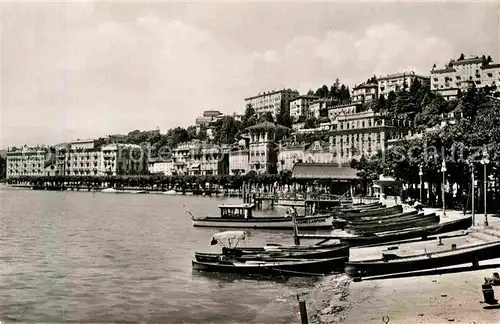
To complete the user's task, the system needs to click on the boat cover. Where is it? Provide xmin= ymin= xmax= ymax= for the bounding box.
xmin=211 ymin=231 xmax=247 ymax=245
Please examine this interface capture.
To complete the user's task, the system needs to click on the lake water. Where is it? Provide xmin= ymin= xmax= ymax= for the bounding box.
xmin=0 ymin=188 xmax=320 ymax=323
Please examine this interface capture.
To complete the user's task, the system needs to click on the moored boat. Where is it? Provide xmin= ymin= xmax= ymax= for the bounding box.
xmin=339 ymin=216 xmax=473 ymax=246
xmin=195 ymin=244 xmax=350 ymax=262
xmin=192 ymin=256 xmax=348 ymax=276
xmin=344 ymin=212 xmax=439 ymax=235
xmin=345 ymin=241 xmax=500 ymax=278
xmin=191 ymin=204 xmax=333 ymax=229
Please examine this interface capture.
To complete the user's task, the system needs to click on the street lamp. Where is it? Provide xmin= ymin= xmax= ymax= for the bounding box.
xmin=441 ymin=160 xmax=447 ymax=217
xmin=481 ymin=150 xmax=490 ymax=226
xmin=418 ymin=164 xmax=423 ymax=203
xmin=467 ymin=160 xmax=475 ymax=225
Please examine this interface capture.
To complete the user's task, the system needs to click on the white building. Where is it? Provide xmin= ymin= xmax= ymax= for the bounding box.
xmin=6 ymin=146 xmax=49 ymax=179
xmin=148 ymin=158 xmax=174 ymax=175
xmin=329 ymin=110 xmax=399 ymax=164
xmin=352 ymin=83 xmax=378 ymax=103
xmin=63 ymin=139 xmax=102 ymax=176
xmin=229 ymin=147 xmax=249 ymax=175
xmin=244 ymin=88 xmax=299 ymax=119
xmin=378 ymin=71 xmax=430 ymax=98
xmin=289 ymin=95 xmax=319 ymax=120
xmin=308 ymin=99 xmax=332 ymax=119
xmin=102 ymin=143 xmax=147 ymax=176
xmin=431 ymin=56 xmax=500 ymax=100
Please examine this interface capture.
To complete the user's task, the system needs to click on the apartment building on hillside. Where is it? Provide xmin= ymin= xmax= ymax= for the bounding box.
xmin=244 ymin=88 xmax=299 ymax=119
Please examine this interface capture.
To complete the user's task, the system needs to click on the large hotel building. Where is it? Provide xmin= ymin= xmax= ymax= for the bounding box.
xmin=244 ymin=88 xmax=299 ymax=119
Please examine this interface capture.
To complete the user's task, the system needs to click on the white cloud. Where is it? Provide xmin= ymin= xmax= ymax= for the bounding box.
xmin=0 ymin=7 xmax=458 ymax=147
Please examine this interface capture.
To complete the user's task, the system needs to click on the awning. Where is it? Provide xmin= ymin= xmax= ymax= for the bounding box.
xmin=291 ymin=163 xmax=359 ymax=180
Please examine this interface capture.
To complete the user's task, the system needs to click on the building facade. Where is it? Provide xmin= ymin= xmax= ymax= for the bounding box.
xmin=148 ymin=158 xmax=174 ymax=175
xmin=352 ymin=83 xmax=378 ymax=103
xmin=378 ymin=71 xmax=430 ymax=98
xmin=431 ymin=56 xmax=500 ymax=100
xmin=229 ymin=147 xmax=249 ymax=175
xmin=289 ymin=95 xmax=319 ymax=120
xmin=308 ymin=99 xmax=332 ymax=119
xmin=6 ymin=146 xmax=49 ymax=179
xmin=63 ymin=139 xmax=102 ymax=176
xmin=244 ymin=89 xmax=299 ymax=118
xmin=329 ymin=110 xmax=397 ymax=164
xmin=102 ymin=143 xmax=147 ymax=176
xmin=246 ymin=122 xmax=289 ymax=174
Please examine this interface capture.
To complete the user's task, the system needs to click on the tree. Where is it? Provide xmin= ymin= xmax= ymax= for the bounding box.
xmin=487 ymin=55 xmax=493 ymax=63
xmin=0 ymin=155 xmax=5 ymax=180
xmin=243 ymin=104 xmax=256 ymax=128
xmin=213 ymin=116 xmax=242 ymax=145
xmin=259 ymin=112 xmax=274 ymax=123
xmin=307 ymin=89 xmax=315 ymax=96
xmin=304 ymin=117 xmax=319 ymax=129
xmin=186 ymin=125 xmax=198 ymax=140
xmin=276 ymin=101 xmax=292 ymax=128
xmin=458 ymin=53 xmax=465 ymax=61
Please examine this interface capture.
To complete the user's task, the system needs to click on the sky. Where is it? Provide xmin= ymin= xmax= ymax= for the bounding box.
xmin=2 ymin=1 xmax=499 ymax=148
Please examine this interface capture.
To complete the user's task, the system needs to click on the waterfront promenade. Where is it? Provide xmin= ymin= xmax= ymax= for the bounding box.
xmin=306 ymin=212 xmax=500 ymax=324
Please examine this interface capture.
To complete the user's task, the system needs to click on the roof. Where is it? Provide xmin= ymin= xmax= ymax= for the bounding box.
xmin=291 ymin=95 xmax=320 ymax=101
xmin=378 ymin=71 xmax=429 ymax=81
xmin=453 ymin=57 xmax=483 ymax=65
xmin=481 ymin=63 xmax=500 ymax=70
xmin=218 ymin=204 xmax=255 ymax=209
xmin=244 ymin=88 xmax=299 ymax=100
xmin=353 ymin=83 xmax=378 ymax=90
xmin=291 ymin=163 xmax=359 ymax=180
xmin=431 ymin=68 xmax=456 ymax=74
xmin=245 ymin=121 xmax=292 ymax=132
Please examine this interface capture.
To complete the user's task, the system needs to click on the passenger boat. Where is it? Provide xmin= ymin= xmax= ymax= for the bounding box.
xmin=345 ymin=241 xmax=500 ymax=278
xmin=339 ymin=216 xmax=473 ymax=246
xmin=344 ymin=212 xmax=439 ymax=235
xmin=190 ymin=204 xmax=333 ymax=229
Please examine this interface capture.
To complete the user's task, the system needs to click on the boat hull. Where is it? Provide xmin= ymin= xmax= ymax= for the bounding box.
xmin=195 ymin=244 xmax=349 ymax=262
xmin=340 ymin=216 xmax=473 ymax=247
xmin=345 ymin=213 xmax=439 ymax=235
xmin=345 ymin=241 xmax=500 ymax=278
xmin=192 ymin=215 xmax=333 ymax=229
xmin=192 ymin=256 xmax=348 ymax=276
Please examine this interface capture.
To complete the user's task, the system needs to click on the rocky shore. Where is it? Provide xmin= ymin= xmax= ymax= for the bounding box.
xmin=305 ymin=274 xmax=352 ymax=324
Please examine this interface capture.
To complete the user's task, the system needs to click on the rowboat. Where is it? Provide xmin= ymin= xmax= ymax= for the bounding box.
xmin=340 ymin=205 xmax=403 ymax=220
xmin=192 ymin=256 xmax=348 ymax=276
xmin=339 ymin=216 xmax=473 ymax=246
xmin=190 ymin=204 xmax=333 ymax=229
xmin=192 ymin=231 xmax=348 ymax=276
xmin=345 ymin=212 xmax=439 ymax=235
xmin=345 ymin=210 xmax=419 ymax=224
xmin=195 ymin=244 xmax=349 ymax=262
xmin=345 ymin=241 xmax=500 ymax=278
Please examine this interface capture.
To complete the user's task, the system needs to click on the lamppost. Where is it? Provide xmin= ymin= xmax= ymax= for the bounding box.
xmin=481 ymin=150 xmax=490 ymax=226
xmin=467 ymin=160 xmax=475 ymax=225
xmin=441 ymin=160 xmax=447 ymax=217
xmin=419 ymin=164 xmax=423 ymax=203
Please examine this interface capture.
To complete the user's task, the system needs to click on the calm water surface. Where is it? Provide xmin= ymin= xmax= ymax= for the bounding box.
xmin=0 ymin=188 xmax=319 ymax=323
